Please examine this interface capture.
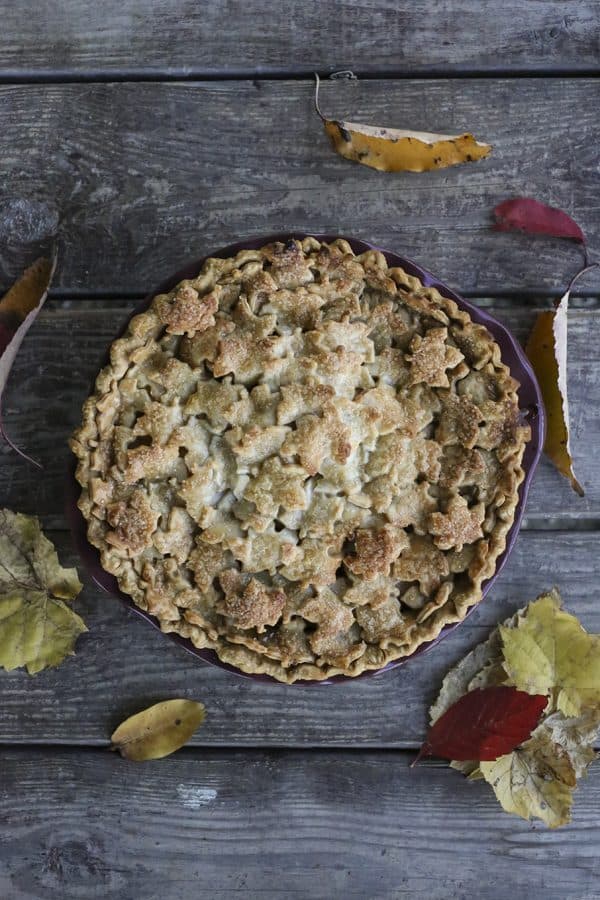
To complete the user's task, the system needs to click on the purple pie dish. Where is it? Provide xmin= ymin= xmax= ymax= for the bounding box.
xmin=67 ymin=233 xmax=545 ymax=685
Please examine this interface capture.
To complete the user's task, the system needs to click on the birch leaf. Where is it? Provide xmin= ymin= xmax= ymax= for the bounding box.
xmin=0 ymin=508 xmax=85 ymax=674
xmin=315 ymin=75 xmax=491 ymax=173
xmin=480 ymin=748 xmax=574 ymax=829
xmin=111 ymin=699 xmax=206 ymax=761
xmin=0 ymin=252 xmax=57 ymax=467
xmin=500 ymin=589 xmax=600 ymax=717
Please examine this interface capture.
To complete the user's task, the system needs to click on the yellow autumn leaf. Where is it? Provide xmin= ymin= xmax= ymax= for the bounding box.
xmin=449 ymin=760 xmax=484 ymax=779
xmin=525 ymin=287 xmax=583 ymax=495
xmin=315 ymin=74 xmax=491 ymax=173
xmin=481 ymin=746 xmax=573 ymax=829
xmin=429 ymin=589 xmax=600 ymax=827
xmin=111 ymin=699 xmax=206 ymax=761
xmin=0 ymin=508 xmax=85 ymax=674
xmin=500 ymin=589 xmax=600 ymax=716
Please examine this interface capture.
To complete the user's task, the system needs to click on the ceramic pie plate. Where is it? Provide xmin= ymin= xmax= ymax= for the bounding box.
xmin=67 ymin=233 xmax=545 ymax=685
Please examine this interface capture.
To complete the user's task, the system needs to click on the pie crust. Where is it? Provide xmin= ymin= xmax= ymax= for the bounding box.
xmin=71 ymin=238 xmax=530 ymax=682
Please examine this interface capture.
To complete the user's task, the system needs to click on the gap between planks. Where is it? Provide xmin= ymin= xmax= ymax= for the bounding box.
xmin=0 ymin=743 xmax=425 ymax=754
xmin=1 ymin=67 xmax=600 ymax=86
xmin=37 ymin=291 xmax=600 ymax=309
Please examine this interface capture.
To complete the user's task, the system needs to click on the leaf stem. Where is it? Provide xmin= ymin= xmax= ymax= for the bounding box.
xmin=565 ymin=261 xmax=599 ymax=297
xmin=313 ymin=73 xmax=326 ymax=122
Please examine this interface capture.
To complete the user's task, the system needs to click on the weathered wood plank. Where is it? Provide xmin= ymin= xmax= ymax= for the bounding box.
xmin=1 ymin=304 xmax=596 ymax=523
xmin=1 ymin=0 xmax=598 ymax=75
xmin=1 ymin=747 xmax=599 ymax=900
xmin=0 ymin=530 xmax=597 ymax=747
xmin=1 ymin=79 xmax=599 ymax=294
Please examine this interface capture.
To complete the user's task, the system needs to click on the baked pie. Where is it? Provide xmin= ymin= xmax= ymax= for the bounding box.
xmin=71 ymin=238 xmax=530 ymax=682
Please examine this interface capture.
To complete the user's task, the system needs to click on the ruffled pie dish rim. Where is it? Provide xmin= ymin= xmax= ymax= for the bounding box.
xmin=67 ymin=233 xmax=545 ymax=686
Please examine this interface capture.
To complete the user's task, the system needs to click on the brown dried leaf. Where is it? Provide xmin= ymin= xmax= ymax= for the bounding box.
xmin=525 ymin=284 xmax=584 ymax=495
xmin=0 ymin=252 xmax=58 ymax=466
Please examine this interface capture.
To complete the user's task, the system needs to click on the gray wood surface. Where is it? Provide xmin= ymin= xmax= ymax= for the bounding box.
xmin=2 ymin=748 xmax=599 ymax=900
xmin=1 ymin=79 xmax=599 ymax=295
xmin=0 ymin=529 xmax=597 ymax=748
xmin=2 ymin=6 xmax=600 ymax=894
xmin=1 ymin=1 xmax=598 ymax=75
xmin=1 ymin=304 xmax=596 ymax=523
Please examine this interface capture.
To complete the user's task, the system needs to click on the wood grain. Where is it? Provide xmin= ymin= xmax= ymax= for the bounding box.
xmin=1 ymin=747 xmax=599 ymax=900
xmin=0 ymin=529 xmax=597 ymax=747
xmin=0 ymin=304 xmax=596 ymax=523
xmin=0 ymin=1 xmax=598 ymax=75
xmin=1 ymin=79 xmax=599 ymax=294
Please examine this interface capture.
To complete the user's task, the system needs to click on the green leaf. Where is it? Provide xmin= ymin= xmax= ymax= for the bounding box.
xmin=0 ymin=508 xmax=85 ymax=674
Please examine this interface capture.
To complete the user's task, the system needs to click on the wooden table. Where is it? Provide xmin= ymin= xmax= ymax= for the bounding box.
xmin=1 ymin=3 xmax=599 ymax=897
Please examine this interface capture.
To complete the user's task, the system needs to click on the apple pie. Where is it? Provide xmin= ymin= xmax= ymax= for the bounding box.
xmin=71 ymin=238 xmax=530 ymax=682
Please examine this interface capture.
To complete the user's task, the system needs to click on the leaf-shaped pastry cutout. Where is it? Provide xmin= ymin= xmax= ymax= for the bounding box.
xmin=314 ymin=75 xmax=491 ymax=173
xmin=525 ymin=265 xmax=598 ymax=495
xmin=111 ymin=699 xmax=206 ymax=761
xmin=413 ymin=686 xmax=547 ymax=765
xmin=0 ymin=252 xmax=58 ymax=467
xmin=0 ymin=508 xmax=85 ymax=674
xmin=493 ymin=198 xmax=586 ymax=247
xmin=500 ymin=589 xmax=600 ymax=718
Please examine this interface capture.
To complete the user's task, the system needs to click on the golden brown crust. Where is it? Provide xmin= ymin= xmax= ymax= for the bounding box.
xmin=71 ymin=238 xmax=530 ymax=682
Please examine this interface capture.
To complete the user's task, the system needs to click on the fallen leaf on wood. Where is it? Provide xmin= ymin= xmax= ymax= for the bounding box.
xmin=480 ymin=746 xmax=573 ymax=829
xmin=413 ymin=686 xmax=547 ymax=765
xmin=0 ymin=508 xmax=85 ymax=674
xmin=0 ymin=252 xmax=57 ymax=467
xmin=492 ymin=197 xmax=596 ymax=494
xmin=449 ymin=760 xmax=484 ymax=779
xmin=429 ymin=627 xmax=506 ymax=725
xmin=501 ymin=589 xmax=600 ymax=717
xmin=314 ymin=75 xmax=491 ymax=173
xmin=525 ymin=264 xmax=599 ymax=495
xmin=540 ymin=709 xmax=600 ymax=780
xmin=493 ymin=198 xmax=586 ymax=249
xmin=111 ymin=699 xmax=206 ymax=761
xmin=425 ymin=588 xmax=600 ymax=827
xmin=482 ymin=706 xmax=600 ymax=828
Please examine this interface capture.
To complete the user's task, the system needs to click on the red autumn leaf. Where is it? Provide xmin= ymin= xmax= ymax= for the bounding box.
xmin=493 ymin=198 xmax=586 ymax=246
xmin=413 ymin=686 xmax=547 ymax=766
xmin=0 ymin=252 xmax=57 ymax=467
